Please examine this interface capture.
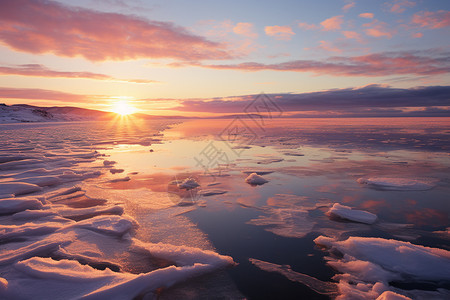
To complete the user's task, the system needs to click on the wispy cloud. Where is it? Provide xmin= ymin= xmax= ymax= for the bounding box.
xmin=194 ymin=50 xmax=450 ymax=77
xmin=387 ymin=0 xmax=416 ymax=13
xmin=359 ymin=13 xmax=374 ymax=19
xmin=298 ymin=22 xmax=319 ymax=30
xmin=233 ymin=22 xmax=258 ymax=38
xmin=412 ymin=10 xmax=450 ymax=29
xmin=364 ymin=20 xmax=395 ymax=38
xmin=0 ymin=0 xmax=231 ymax=61
xmin=172 ymin=85 xmax=450 ymax=117
xmin=0 ymin=87 xmax=94 ymax=102
xmin=342 ymin=2 xmax=355 ymax=12
xmin=341 ymin=31 xmax=363 ymax=42
xmin=0 ymin=64 xmax=159 ymax=84
xmin=265 ymin=25 xmax=295 ymax=40
xmin=321 ymin=16 xmax=344 ymax=31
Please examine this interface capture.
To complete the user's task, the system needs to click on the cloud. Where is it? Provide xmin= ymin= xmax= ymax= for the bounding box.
xmin=412 ymin=32 xmax=423 ymax=38
xmin=364 ymin=20 xmax=394 ymax=38
xmin=321 ymin=16 xmax=344 ymax=31
xmin=0 ymin=87 xmax=93 ymax=102
xmin=0 ymin=64 xmax=159 ymax=84
xmin=412 ymin=10 xmax=450 ymax=29
xmin=233 ymin=22 xmax=258 ymax=38
xmin=0 ymin=0 xmax=231 ymax=61
xmin=359 ymin=13 xmax=374 ymax=19
xmin=388 ymin=0 xmax=416 ymax=13
xmin=298 ymin=22 xmax=319 ymax=30
xmin=196 ymin=50 xmax=450 ymax=77
xmin=171 ymin=85 xmax=450 ymax=117
xmin=316 ymin=41 xmax=343 ymax=53
xmin=342 ymin=2 xmax=355 ymax=12
xmin=265 ymin=25 xmax=295 ymax=40
xmin=342 ymin=31 xmax=363 ymax=41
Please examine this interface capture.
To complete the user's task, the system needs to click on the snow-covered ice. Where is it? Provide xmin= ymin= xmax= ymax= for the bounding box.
xmin=357 ymin=177 xmax=436 ymax=191
xmin=245 ymin=172 xmax=268 ymax=185
xmin=327 ymin=203 xmax=378 ymax=224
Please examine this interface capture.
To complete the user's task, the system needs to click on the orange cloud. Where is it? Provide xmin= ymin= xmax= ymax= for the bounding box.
xmin=412 ymin=10 xmax=450 ymax=29
xmin=0 ymin=64 xmax=159 ymax=84
xmin=0 ymin=0 xmax=231 ymax=61
xmin=321 ymin=15 xmax=344 ymax=31
xmin=359 ymin=13 xmax=374 ymax=19
xmin=265 ymin=25 xmax=295 ymax=40
xmin=389 ymin=0 xmax=416 ymax=13
xmin=233 ymin=22 xmax=258 ymax=38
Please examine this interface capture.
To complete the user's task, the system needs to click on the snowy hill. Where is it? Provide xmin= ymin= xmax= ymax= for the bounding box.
xmin=0 ymin=103 xmax=118 ymax=123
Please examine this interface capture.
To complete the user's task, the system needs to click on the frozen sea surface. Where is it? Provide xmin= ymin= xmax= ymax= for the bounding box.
xmin=1 ymin=117 xmax=449 ymax=299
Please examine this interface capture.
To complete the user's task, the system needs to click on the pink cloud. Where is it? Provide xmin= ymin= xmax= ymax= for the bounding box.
xmin=317 ymin=41 xmax=343 ymax=53
xmin=342 ymin=2 xmax=355 ymax=12
xmin=298 ymin=22 xmax=319 ymax=30
xmin=364 ymin=20 xmax=395 ymax=38
xmin=412 ymin=32 xmax=423 ymax=38
xmin=321 ymin=16 xmax=344 ymax=31
xmin=342 ymin=31 xmax=363 ymax=42
xmin=388 ymin=0 xmax=416 ymax=13
xmin=265 ymin=25 xmax=295 ymax=40
xmin=233 ymin=22 xmax=258 ymax=38
xmin=0 ymin=87 xmax=93 ymax=102
xmin=412 ymin=10 xmax=450 ymax=29
xmin=195 ymin=50 xmax=450 ymax=77
xmin=0 ymin=64 xmax=159 ymax=83
xmin=0 ymin=0 xmax=231 ymax=61
xmin=359 ymin=13 xmax=374 ymax=19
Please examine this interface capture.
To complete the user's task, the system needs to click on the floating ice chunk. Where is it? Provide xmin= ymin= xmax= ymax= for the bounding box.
xmin=376 ymin=291 xmax=411 ymax=300
xmin=327 ymin=203 xmax=377 ymax=224
xmin=249 ymin=258 xmax=338 ymax=296
xmin=357 ymin=177 xmax=435 ymax=191
xmin=108 ymin=176 xmax=130 ymax=183
xmin=283 ymin=151 xmax=304 ymax=157
xmin=245 ymin=173 xmax=268 ymax=185
xmin=103 ymin=160 xmax=116 ymax=166
xmin=200 ymin=189 xmax=227 ymax=197
xmin=314 ymin=236 xmax=450 ymax=282
xmin=178 ymin=178 xmax=200 ymax=190
xmin=248 ymin=209 xmax=315 ymax=238
xmin=0 ymin=182 xmax=42 ymax=197
xmin=132 ymin=239 xmax=234 ymax=267
xmin=0 ymin=198 xmax=43 ymax=214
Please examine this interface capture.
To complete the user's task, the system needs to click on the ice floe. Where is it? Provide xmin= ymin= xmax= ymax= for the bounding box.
xmin=314 ymin=235 xmax=450 ymax=299
xmin=357 ymin=177 xmax=436 ymax=191
xmin=327 ymin=203 xmax=378 ymax=224
xmin=245 ymin=172 xmax=268 ymax=185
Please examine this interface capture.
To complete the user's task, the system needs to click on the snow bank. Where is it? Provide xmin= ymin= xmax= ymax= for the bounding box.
xmin=327 ymin=203 xmax=377 ymax=224
xmin=245 ymin=173 xmax=268 ymax=185
xmin=357 ymin=177 xmax=436 ymax=191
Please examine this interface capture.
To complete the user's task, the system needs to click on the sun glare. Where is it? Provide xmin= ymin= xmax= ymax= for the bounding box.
xmin=112 ymin=100 xmax=137 ymax=116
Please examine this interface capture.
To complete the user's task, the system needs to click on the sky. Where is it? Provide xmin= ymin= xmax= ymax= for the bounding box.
xmin=0 ymin=0 xmax=449 ymax=117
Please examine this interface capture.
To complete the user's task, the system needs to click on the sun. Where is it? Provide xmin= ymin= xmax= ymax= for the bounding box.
xmin=112 ymin=100 xmax=137 ymax=116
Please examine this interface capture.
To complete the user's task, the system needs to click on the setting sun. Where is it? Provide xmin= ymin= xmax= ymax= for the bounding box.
xmin=112 ymin=100 xmax=137 ymax=116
